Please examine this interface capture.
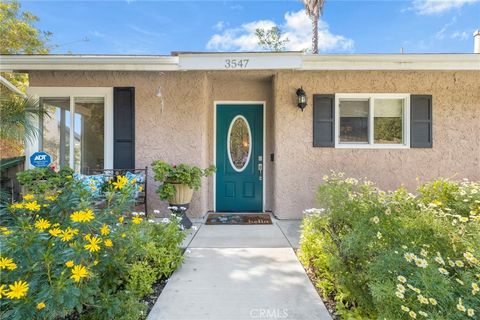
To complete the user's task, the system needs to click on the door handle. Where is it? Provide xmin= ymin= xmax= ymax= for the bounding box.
xmin=258 ymin=163 xmax=263 ymax=181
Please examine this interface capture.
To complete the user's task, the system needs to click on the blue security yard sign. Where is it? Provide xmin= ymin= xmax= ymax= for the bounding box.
xmin=30 ymin=152 xmax=52 ymax=168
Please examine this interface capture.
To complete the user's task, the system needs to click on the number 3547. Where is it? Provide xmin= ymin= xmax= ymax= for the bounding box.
xmin=224 ymin=59 xmax=249 ymax=69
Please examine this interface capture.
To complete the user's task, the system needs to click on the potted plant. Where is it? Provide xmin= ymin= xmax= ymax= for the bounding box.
xmin=151 ymin=161 xmax=215 ymax=228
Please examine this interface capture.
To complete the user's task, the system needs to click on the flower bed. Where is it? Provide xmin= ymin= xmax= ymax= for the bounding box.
xmin=0 ymin=168 xmax=185 ymax=319
xmin=299 ymin=173 xmax=480 ymax=319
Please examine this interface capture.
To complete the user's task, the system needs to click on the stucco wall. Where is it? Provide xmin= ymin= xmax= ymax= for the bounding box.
xmin=28 ymin=71 xmax=276 ymax=217
xmin=29 ymin=71 xmax=211 ymax=217
xmin=272 ymin=70 xmax=480 ymax=218
xmin=29 ymin=70 xmax=480 ymax=219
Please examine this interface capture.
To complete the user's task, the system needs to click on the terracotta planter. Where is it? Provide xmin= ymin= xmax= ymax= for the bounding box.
xmin=169 ymin=183 xmax=194 ymax=206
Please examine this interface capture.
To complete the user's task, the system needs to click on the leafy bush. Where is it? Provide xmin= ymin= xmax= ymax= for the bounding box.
xmin=16 ymin=166 xmax=74 ymax=194
xmin=151 ymin=160 xmax=215 ymax=201
xmin=0 ymin=168 xmax=185 ymax=319
xmin=299 ymin=173 xmax=480 ymax=319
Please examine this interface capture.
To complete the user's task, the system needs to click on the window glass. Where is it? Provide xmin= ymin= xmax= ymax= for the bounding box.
xmin=228 ymin=116 xmax=251 ymax=171
xmin=41 ymin=98 xmax=70 ymax=168
xmin=339 ymin=100 xmax=369 ymax=143
xmin=374 ymin=99 xmax=403 ymax=144
xmin=74 ymin=97 xmax=105 ymax=174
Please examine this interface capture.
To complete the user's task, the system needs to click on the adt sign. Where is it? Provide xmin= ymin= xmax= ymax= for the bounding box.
xmin=30 ymin=152 xmax=52 ymax=168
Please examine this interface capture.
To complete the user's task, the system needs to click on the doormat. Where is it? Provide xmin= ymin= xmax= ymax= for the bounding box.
xmin=206 ymin=213 xmax=272 ymax=225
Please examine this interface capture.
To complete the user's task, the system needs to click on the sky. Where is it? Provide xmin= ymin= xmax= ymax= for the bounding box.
xmin=19 ymin=0 xmax=480 ymax=55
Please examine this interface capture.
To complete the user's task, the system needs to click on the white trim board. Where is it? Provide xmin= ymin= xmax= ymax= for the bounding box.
xmin=25 ymin=87 xmax=114 ymax=170
xmin=213 ymin=101 xmax=267 ymax=212
xmin=2 ymin=53 xmax=479 ymax=71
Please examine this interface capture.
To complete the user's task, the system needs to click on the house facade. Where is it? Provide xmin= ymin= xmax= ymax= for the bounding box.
xmin=1 ymin=53 xmax=479 ymax=218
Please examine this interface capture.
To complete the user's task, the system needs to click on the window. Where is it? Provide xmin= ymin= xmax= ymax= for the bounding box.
xmin=228 ymin=116 xmax=251 ymax=172
xmin=27 ymin=87 xmax=113 ymax=173
xmin=336 ymin=94 xmax=410 ymax=148
xmin=339 ymin=100 xmax=369 ymax=143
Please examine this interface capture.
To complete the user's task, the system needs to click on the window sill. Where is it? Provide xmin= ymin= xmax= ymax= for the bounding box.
xmin=335 ymin=144 xmax=410 ymax=149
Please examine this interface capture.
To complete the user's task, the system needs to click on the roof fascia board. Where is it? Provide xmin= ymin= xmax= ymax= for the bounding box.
xmin=302 ymin=54 xmax=480 ymax=70
xmin=0 ymin=55 xmax=179 ymax=71
xmin=0 ymin=53 xmax=479 ymax=72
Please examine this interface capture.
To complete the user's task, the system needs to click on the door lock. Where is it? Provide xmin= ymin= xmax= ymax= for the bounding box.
xmin=258 ymin=163 xmax=263 ymax=181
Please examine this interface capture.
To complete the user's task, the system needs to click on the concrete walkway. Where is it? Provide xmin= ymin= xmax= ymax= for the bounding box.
xmin=148 ymin=217 xmax=332 ymax=320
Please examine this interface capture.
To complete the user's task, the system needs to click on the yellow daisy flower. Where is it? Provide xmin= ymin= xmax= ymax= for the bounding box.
xmin=6 ymin=280 xmax=29 ymax=299
xmin=0 ymin=284 xmax=8 ymax=298
xmin=104 ymin=239 xmax=113 ymax=247
xmin=37 ymin=302 xmax=46 ymax=310
xmin=70 ymin=265 xmax=88 ymax=282
xmin=112 ymin=176 xmax=128 ymax=190
xmin=118 ymin=216 xmax=124 ymax=223
xmin=34 ymin=219 xmax=51 ymax=231
xmin=70 ymin=209 xmax=95 ymax=223
xmin=0 ymin=257 xmax=17 ymax=270
xmin=60 ymin=227 xmax=77 ymax=242
xmin=100 ymin=224 xmax=110 ymax=236
xmin=132 ymin=216 xmax=143 ymax=224
xmin=65 ymin=261 xmax=74 ymax=268
xmin=24 ymin=201 xmax=41 ymax=211
xmin=84 ymin=236 xmax=102 ymax=253
xmin=49 ymin=227 xmax=62 ymax=237
xmin=23 ymin=194 xmax=34 ymax=201
xmin=9 ymin=203 xmax=24 ymax=209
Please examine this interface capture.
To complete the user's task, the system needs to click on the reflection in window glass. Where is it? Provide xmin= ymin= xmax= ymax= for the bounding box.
xmin=74 ymin=97 xmax=104 ymax=174
xmin=228 ymin=117 xmax=250 ymax=171
xmin=374 ymin=99 xmax=404 ymax=144
xmin=339 ymin=100 xmax=369 ymax=143
xmin=41 ymin=98 xmax=70 ymax=168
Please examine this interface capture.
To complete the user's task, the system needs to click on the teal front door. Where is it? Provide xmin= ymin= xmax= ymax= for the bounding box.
xmin=216 ymin=104 xmax=263 ymax=212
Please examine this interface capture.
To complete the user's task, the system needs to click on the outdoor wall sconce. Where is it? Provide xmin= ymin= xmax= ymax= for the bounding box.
xmin=296 ymin=87 xmax=307 ymax=111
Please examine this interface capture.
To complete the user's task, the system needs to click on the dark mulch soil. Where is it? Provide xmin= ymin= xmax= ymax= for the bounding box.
xmin=294 ymin=250 xmax=340 ymax=320
xmin=303 ymin=266 xmax=340 ymax=320
xmin=143 ymin=278 xmax=168 ymax=315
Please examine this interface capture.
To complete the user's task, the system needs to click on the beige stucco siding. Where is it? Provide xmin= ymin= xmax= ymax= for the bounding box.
xmin=272 ymin=70 xmax=480 ymax=218
xmin=29 ymin=71 xmax=211 ymax=216
xmin=29 ymin=70 xmax=480 ymax=219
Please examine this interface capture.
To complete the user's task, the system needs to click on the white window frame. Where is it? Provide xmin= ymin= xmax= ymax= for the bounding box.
xmin=335 ymin=93 xmax=410 ymax=149
xmin=25 ymin=87 xmax=114 ymax=170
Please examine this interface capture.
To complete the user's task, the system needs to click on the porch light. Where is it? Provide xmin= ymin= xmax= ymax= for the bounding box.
xmin=296 ymin=87 xmax=307 ymax=111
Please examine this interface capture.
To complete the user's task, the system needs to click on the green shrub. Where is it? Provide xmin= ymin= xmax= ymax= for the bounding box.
xmin=126 ymin=261 xmax=157 ymax=297
xmin=299 ymin=174 xmax=480 ymax=319
xmin=16 ymin=166 xmax=74 ymax=194
xmin=0 ymin=168 xmax=186 ymax=320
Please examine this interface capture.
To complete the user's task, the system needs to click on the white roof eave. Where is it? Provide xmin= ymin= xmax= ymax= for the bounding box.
xmin=0 ymin=53 xmax=479 ymax=72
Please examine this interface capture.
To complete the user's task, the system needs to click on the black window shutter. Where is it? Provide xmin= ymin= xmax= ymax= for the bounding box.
xmin=410 ymin=95 xmax=432 ymax=148
xmin=114 ymin=87 xmax=135 ymax=169
xmin=313 ymin=94 xmax=335 ymax=147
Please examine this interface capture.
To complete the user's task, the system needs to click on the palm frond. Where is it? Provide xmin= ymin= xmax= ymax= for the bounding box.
xmin=0 ymin=95 xmax=49 ymax=143
xmin=302 ymin=0 xmax=325 ymax=17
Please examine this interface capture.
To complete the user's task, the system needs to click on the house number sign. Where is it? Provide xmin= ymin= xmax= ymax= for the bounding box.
xmin=179 ymin=54 xmax=302 ymax=70
xmin=224 ymin=59 xmax=249 ymax=69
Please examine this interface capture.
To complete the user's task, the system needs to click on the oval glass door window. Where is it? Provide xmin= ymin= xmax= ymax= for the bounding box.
xmin=227 ymin=115 xmax=252 ymax=172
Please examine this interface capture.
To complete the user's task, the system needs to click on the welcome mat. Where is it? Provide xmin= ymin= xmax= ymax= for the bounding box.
xmin=206 ymin=213 xmax=272 ymax=225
